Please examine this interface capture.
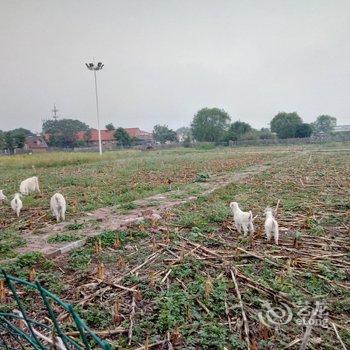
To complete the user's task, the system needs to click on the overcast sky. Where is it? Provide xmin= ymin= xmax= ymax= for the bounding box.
xmin=0 ymin=0 xmax=349 ymax=132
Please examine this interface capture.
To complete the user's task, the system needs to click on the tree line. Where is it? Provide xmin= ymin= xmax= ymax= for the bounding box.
xmin=0 ymin=128 xmax=34 ymax=152
xmin=0 ymin=109 xmax=338 ymax=150
xmin=152 ymin=108 xmax=337 ymax=144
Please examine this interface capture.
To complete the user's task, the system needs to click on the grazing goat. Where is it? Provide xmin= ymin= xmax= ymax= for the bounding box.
xmin=0 ymin=190 xmax=7 ymax=203
xmin=264 ymin=207 xmax=279 ymax=245
xmin=229 ymin=202 xmax=254 ymax=236
xmin=50 ymin=193 xmax=66 ymax=222
xmin=20 ymin=176 xmax=41 ymax=195
xmin=11 ymin=193 xmax=23 ymax=217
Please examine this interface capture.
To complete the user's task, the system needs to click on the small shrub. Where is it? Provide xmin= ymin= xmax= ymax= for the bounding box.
xmin=195 ymin=172 xmax=210 ymax=182
xmin=77 ymin=305 xmax=113 ymax=329
xmin=65 ymin=222 xmax=84 ymax=230
xmin=197 ymin=323 xmax=227 ymax=349
xmin=48 ymin=233 xmax=81 ymax=244
xmin=196 ymin=143 xmax=215 ymax=150
xmin=16 ymin=252 xmax=44 ymax=268
xmin=69 ymin=248 xmax=92 ymax=270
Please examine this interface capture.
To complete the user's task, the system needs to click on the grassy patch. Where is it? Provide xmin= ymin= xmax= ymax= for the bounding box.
xmin=48 ymin=233 xmax=81 ymax=244
xmin=0 ymin=228 xmax=25 ymax=259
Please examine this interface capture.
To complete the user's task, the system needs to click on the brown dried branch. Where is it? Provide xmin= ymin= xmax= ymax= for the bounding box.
xmin=128 ymin=293 xmax=136 ymax=345
xmin=230 ymin=268 xmax=250 ymax=350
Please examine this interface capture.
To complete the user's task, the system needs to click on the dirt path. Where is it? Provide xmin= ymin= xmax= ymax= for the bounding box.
xmin=14 ymin=162 xmax=273 ymax=258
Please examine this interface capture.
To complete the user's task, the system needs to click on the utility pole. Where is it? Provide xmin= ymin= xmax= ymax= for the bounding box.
xmin=52 ymin=104 xmax=59 ymax=120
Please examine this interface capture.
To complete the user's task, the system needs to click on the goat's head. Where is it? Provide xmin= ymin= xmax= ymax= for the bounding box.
xmin=264 ymin=207 xmax=274 ymax=216
xmin=229 ymin=201 xmax=239 ymax=212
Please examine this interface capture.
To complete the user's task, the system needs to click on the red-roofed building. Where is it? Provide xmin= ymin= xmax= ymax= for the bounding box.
xmin=75 ymin=128 xmax=153 ymax=149
xmin=24 ymin=135 xmax=48 ymax=153
xmin=124 ymin=128 xmax=153 ymax=141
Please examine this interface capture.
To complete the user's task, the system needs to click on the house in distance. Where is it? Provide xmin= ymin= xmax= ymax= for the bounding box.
xmin=24 ymin=135 xmax=48 ymax=153
xmin=75 ymin=128 xmax=153 ymax=149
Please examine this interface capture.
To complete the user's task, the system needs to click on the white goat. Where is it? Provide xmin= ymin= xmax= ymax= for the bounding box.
xmin=50 ymin=193 xmax=66 ymax=222
xmin=229 ymin=202 xmax=254 ymax=236
xmin=11 ymin=193 xmax=23 ymax=217
xmin=20 ymin=176 xmax=41 ymax=195
xmin=264 ymin=207 xmax=279 ymax=245
xmin=0 ymin=190 xmax=7 ymax=204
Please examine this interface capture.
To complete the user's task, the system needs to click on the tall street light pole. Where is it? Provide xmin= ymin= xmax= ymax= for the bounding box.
xmin=85 ymin=61 xmax=104 ymax=155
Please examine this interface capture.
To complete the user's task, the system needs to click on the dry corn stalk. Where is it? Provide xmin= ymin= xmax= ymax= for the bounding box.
xmin=180 ymin=247 xmax=185 ymax=262
xmin=0 ymin=280 xmax=6 ymax=302
xmin=95 ymin=238 xmax=102 ymax=254
xmin=171 ymin=326 xmax=182 ymax=344
xmin=29 ymin=267 xmax=36 ymax=282
xmin=149 ymin=271 xmax=156 ymax=287
xmin=67 ymin=315 xmax=73 ymax=324
xmin=204 ymin=275 xmax=213 ymax=299
xmin=117 ymin=256 xmax=126 ymax=269
xmin=144 ymin=336 xmax=149 ymax=350
xmin=164 ymin=229 xmax=171 ymax=244
xmin=152 ymin=235 xmax=156 ymax=251
xmin=163 ymin=210 xmax=172 ymax=220
xmin=97 ymin=263 xmax=106 ymax=281
xmin=113 ymin=233 xmax=121 ymax=249
xmin=134 ymin=288 xmax=143 ymax=302
xmin=113 ymin=298 xmax=123 ymax=325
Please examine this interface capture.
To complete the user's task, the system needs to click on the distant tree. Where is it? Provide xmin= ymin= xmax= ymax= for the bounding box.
xmin=153 ymin=124 xmax=177 ymax=144
xmin=11 ymin=128 xmax=33 ymax=138
xmin=105 ymin=123 xmax=115 ymax=131
xmin=191 ymin=108 xmax=230 ymax=142
xmin=259 ymin=128 xmax=276 ymax=140
xmin=270 ymin=112 xmax=303 ymax=139
xmin=240 ymin=130 xmax=260 ymax=140
xmin=313 ymin=115 xmax=337 ymax=133
xmin=130 ymin=137 xmax=142 ymax=145
xmin=0 ymin=130 xmax=5 ymax=149
xmin=182 ymin=135 xmax=192 ymax=148
xmin=295 ymin=123 xmax=313 ymax=138
xmin=4 ymin=132 xmax=16 ymax=152
xmin=12 ymin=131 xmax=26 ymax=149
xmin=114 ymin=127 xmax=132 ymax=147
xmin=176 ymin=126 xmax=192 ymax=141
xmin=225 ymin=121 xmax=253 ymax=141
xmin=43 ymin=119 xmax=89 ymax=147
xmin=3 ymin=128 xmax=33 ymax=152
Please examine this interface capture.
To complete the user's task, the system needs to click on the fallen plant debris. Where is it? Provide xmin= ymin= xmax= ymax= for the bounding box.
xmin=1 ymin=147 xmax=349 ymax=349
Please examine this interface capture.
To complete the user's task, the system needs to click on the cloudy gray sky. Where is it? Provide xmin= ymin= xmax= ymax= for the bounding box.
xmin=0 ymin=0 xmax=349 ymax=133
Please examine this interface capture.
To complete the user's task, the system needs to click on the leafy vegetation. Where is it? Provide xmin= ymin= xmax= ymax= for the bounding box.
xmin=152 ymin=124 xmax=177 ymax=144
xmin=191 ymin=107 xmax=231 ymax=142
xmin=1 ymin=146 xmax=349 ymax=349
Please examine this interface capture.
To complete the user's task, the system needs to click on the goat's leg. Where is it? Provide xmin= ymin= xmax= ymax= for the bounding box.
xmin=265 ymin=229 xmax=272 ymax=241
xmin=273 ymin=228 xmax=279 ymax=245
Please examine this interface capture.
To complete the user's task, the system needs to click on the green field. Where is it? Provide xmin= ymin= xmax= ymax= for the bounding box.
xmin=0 ymin=145 xmax=349 ymax=349
xmin=0 ymin=147 xmax=277 ymax=259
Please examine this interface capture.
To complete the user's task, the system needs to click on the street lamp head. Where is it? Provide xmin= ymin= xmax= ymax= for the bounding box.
xmin=85 ymin=62 xmax=94 ymax=70
xmin=85 ymin=62 xmax=104 ymax=71
xmin=95 ymin=62 xmax=104 ymax=70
